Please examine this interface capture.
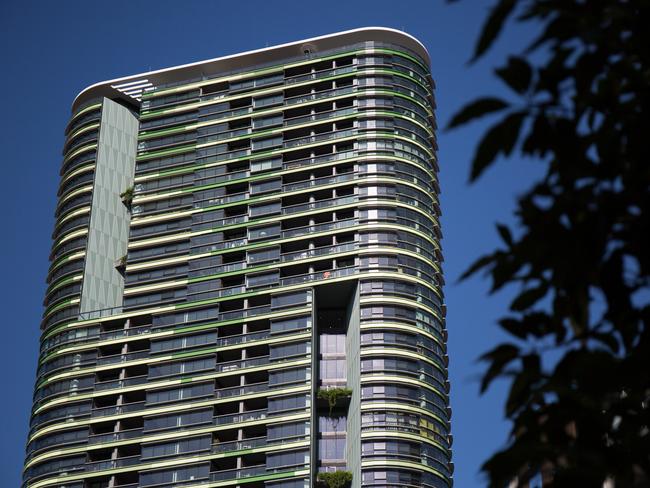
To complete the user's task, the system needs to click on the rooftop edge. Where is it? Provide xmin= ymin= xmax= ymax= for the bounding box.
xmin=71 ymin=27 xmax=431 ymax=113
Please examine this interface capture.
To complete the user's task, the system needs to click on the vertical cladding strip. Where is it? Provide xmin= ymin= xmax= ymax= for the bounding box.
xmin=345 ymin=283 xmax=361 ymax=488
xmin=80 ymin=99 xmax=138 ymax=313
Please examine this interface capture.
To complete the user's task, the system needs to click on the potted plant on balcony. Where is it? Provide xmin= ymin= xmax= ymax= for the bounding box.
xmin=317 ymin=387 xmax=352 ymax=416
xmin=120 ymin=186 xmax=135 ymax=208
xmin=317 ymin=471 xmax=353 ymax=488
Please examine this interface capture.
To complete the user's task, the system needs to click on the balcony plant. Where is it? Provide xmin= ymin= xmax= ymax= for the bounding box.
xmin=120 ymin=186 xmax=135 ymax=208
xmin=115 ymin=254 xmax=127 ymax=274
xmin=317 ymin=387 xmax=352 ymax=416
xmin=317 ymin=471 xmax=353 ymax=488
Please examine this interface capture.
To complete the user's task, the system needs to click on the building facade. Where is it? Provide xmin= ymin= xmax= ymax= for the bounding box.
xmin=24 ymin=28 xmax=452 ymax=488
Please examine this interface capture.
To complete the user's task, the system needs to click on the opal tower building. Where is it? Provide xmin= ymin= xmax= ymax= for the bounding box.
xmin=24 ymin=28 xmax=452 ymax=488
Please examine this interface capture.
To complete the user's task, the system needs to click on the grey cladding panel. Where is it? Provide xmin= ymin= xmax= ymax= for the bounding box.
xmin=80 ymin=98 xmax=138 ymax=313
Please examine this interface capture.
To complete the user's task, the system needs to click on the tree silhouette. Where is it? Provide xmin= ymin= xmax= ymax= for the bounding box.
xmin=448 ymin=1 xmax=650 ymax=486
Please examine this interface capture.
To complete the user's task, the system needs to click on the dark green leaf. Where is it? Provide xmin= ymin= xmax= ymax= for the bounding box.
xmin=479 ymin=343 xmax=520 ymax=393
xmin=495 ymin=56 xmax=533 ymax=94
xmin=470 ymin=111 xmax=525 ymax=181
xmin=510 ymin=285 xmax=548 ymax=311
xmin=472 ymin=0 xmax=517 ymax=62
xmin=496 ymin=223 xmax=513 ymax=247
xmin=446 ymin=97 xmax=510 ymax=129
xmin=459 ymin=253 xmax=495 ymax=281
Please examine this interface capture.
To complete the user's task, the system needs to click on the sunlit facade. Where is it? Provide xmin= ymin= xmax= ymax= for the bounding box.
xmin=24 ymin=28 xmax=452 ymax=488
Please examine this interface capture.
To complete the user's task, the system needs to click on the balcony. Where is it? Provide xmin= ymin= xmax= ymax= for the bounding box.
xmin=215 ymin=381 xmax=268 ymax=399
xmin=90 ymin=401 xmax=145 ymax=418
xmin=94 ymin=375 xmax=148 ymax=391
xmin=212 ymin=436 xmax=267 ymax=454
xmin=88 ymin=427 xmax=144 ymax=445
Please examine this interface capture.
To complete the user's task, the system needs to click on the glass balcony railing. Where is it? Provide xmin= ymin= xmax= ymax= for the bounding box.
xmin=94 ymin=375 xmax=148 ymax=391
xmin=209 ymin=464 xmax=267 ymax=482
xmin=281 ymin=195 xmax=357 ymax=217
xmin=215 ymin=381 xmax=268 ymax=399
xmin=96 ymin=349 xmax=149 ymax=366
xmin=87 ymin=427 xmax=144 ymax=445
xmin=281 ymin=266 xmax=357 ymax=286
xmin=282 ymin=171 xmax=355 ymax=192
xmin=85 ymin=454 xmax=140 ymax=472
xmin=216 ymin=355 xmax=269 ymax=373
xmin=214 ymin=408 xmax=267 ymax=425
xmin=211 ymin=436 xmax=267 ymax=454
xmin=90 ymin=401 xmax=145 ymax=418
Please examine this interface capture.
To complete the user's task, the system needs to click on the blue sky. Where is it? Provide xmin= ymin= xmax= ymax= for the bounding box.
xmin=0 ymin=1 xmax=541 ymax=486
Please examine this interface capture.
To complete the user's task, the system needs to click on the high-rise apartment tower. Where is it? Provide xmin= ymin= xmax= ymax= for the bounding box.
xmin=24 ymin=28 xmax=451 ymax=488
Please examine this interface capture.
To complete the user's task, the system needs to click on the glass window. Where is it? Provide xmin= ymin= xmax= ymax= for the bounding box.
xmin=250 ymin=156 xmax=282 ymax=173
xmin=320 ymin=359 xmax=346 ymax=380
xmin=267 ymin=421 xmax=308 ymax=441
xmin=252 ymin=114 xmax=283 ymax=129
xmin=270 ymin=341 xmax=309 ymax=360
xmin=248 ymin=223 xmax=281 ymax=241
xmin=253 ymin=93 xmax=283 ymax=108
xmin=141 ymin=435 xmax=211 ymax=459
xmin=271 ymin=290 xmax=311 ymax=309
xmin=269 ymin=367 xmax=309 ymax=386
xmin=146 ymin=382 xmax=213 ymax=404
xmin=250 ymin=178 xmax=281 ymax=195
xmin=266 ymin=449 xmax=309 ymax=470
xmin=252 ymin=135 xmax=283 ymax=151
xmin=319 ymin=437 xmax=346 ymax=460
xmin=249 ymin=200 xmax=281 ymax=217
xmin=270 ymin=315 xmax=312 ymax=334
xmin=247 ymin=246 xmax=280 ymax=264
xmin=139 ymin=464 xmax=209 ymax=486
xmin=246 ymin=270 xmax=279 ymax=288
xmin=144 ymin=409 xmax=212 ymax=432
xmin=268 ymin=394 xmax=308 ymax=413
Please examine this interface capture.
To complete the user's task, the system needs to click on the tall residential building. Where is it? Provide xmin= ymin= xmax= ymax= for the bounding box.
xmin=24 ymin=28 xmax=451 ymax=488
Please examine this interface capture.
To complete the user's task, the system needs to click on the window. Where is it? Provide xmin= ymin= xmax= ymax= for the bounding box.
xmin=250 ymin=156 xmax=282 ymax=173
xmin=271 ymin=290 xmax=311 ymax=309
xmin=246 ymin=270 xmax=279 ymax=288
xmin=270 ymin=341 xmax=309 ymax=360
xmin=267 ymin=422 xmax=308 ymax=442
xmin=249 ymin=200 xmax=281 ymax=217
xmin=268 ymin=394 xmax=308 ymax=413
xmin=231 ymin=73 xmax=283 ymax=91
xmin=270 ymin=315 xmax=312 ymax=334
xmin=149 ymin=356 xmax=216 ymax=378
xmin=266 ymin=449 xmax=309 ymax=470
xmin=150 ymin=332 xmax=218 ymax=353
xmin=319 ymin=437 xmax=346 ymax=460
xmin=360 ymin=208 xmax=396 ymax=221
xmin=146 ymin=382 xmax=213 ymax=405
xmin=142 ymin=435 xmax=211 ymax=459
xmin=144 ymin=409 xmax=212 ymax=432
xmin=269 ymin=367 xmax=309 ymax=386
xmin=253 ymin=93 xmax=283 ymax=108
xmin=253 ymin=114 xmax=283 ymax=129
xmin=248 ymin=223 xmax=280 ymax=241
xmin=153 ymin=306 xmax=219 ymax=328
xmin=320 ymin=334 xmax=346 ymax=354
xmin=247 ymin=246 xmax=280 ymax=264
xmin=320 ymin=359 xmax=346 ymax=380
xmin=140 ymin=464 xmax=209 ymax=487
xmin=250 ymin=178 xmax=281 ymax=195
xmin=252 ymin=135 xmax=283 ymax=151
xmin=319 ymin=415 xmax=347 ymax=433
